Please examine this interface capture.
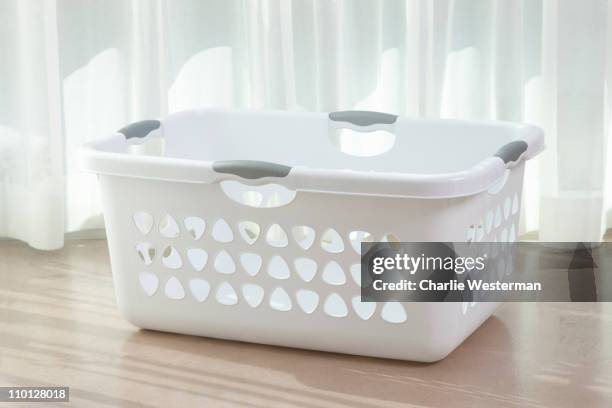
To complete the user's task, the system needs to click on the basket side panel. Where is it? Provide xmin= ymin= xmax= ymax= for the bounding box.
xmin=97 ymin=163 xmax=524 ymax=361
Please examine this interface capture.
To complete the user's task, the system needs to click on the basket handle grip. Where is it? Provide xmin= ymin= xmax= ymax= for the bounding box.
xmin=212 ymin=160 xmax=292 ymax=180
xmin=329 ymin=110 xmax=398 ymax=132
xmin=492 ymin=125 xmax=544 ymax=169
xmin=494 ymin=141 xmax=528 ymax=166
xmin=117 ymin=119 xmax=161 ymax=139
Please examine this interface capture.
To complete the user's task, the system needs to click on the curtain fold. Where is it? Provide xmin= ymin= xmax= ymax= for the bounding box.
xmin=0 ymin=0 xmax=610 ymax=249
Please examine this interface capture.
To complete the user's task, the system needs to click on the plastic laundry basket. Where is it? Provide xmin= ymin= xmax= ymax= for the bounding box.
xmin=80 ymin=109 xmax=544 ymax=362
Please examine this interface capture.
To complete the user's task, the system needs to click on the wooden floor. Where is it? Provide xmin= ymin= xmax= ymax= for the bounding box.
xmin=1 ymin=239 xmax=612 ymax=407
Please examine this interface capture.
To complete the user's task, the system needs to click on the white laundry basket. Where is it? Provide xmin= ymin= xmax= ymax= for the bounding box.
xmin=80 ymin=109 xmax=543 ymax=362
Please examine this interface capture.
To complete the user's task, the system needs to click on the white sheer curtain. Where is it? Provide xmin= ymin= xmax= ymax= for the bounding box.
xmin=1 ymin=0 xmax=610 ymax=250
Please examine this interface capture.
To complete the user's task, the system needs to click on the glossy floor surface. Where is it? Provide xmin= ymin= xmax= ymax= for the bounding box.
xmin=0 ymin=239 xmax=611 ymax=407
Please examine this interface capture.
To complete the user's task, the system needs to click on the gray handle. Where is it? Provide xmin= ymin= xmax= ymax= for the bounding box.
xmin=329 ymin=110 xmax=398 ymax=127
xmin=494 ymin=140 xmax=528 ymax=164
xmin=118 ymin=119 xmax=161 ymax=139
xmin=212 ymin=160 xmax=291 ymax=180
